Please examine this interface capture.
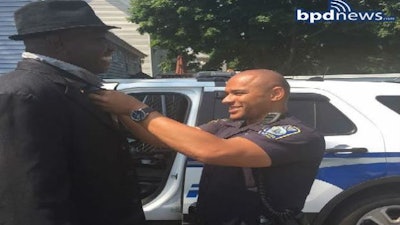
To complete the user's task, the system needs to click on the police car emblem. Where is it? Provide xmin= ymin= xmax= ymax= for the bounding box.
xmin=259 ymin=125 xmax=301 ymax=139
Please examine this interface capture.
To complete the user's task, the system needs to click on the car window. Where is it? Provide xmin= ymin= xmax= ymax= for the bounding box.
xmin=196 ymin=91 xmax=229 ymax=125
xmin=125 ymin=92 xmax=190 ymax=202
xmin=131 ymin=92 xmax=189 ymax=123
xmin=376 ymin=96 xmax=400 ymax=115
xmin=288 ymin=93 xmax=356 ymax=136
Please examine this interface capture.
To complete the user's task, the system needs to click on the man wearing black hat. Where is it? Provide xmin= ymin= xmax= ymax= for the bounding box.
xmin=0 ymin=1 xmax=146 ymax=225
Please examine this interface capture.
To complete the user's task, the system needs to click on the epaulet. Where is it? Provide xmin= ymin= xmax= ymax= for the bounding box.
xmin=262 ymin=112 xmax=281 ymax=125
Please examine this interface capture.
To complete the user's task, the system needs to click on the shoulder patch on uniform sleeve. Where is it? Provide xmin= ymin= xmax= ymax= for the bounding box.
xmin=258 ymin=125 xmax=301 ymax=139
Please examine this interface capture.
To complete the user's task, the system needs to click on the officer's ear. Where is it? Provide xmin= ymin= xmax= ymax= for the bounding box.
xmin=270 ymin=86 xmax=285 ymax=102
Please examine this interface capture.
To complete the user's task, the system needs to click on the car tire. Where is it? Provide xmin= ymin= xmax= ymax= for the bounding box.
xmin=325 ymin=193 xmax=400 ymax=225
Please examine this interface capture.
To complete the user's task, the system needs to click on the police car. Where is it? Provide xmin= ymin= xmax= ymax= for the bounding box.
xmin=104 ymin=73 xmax=400 ymax=225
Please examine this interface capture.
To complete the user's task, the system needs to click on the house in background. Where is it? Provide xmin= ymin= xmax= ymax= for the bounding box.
xmin=87 ymin=0 xmax=153 ymax=77
xmin=0 ymin=0 xmax=30 ymax=75
xmin=0 ymin=0 xmax=155 ymax=78
xmin=104 ymin=31 xmax=147 ymax=78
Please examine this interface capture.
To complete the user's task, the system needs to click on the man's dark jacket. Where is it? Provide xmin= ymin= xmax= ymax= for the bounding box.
xmin=0 ymin=59 xmax=145 ymax=225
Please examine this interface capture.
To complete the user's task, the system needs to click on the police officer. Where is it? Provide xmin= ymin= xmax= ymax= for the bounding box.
xmin=90 ymin=69 xmax=325 ymax=225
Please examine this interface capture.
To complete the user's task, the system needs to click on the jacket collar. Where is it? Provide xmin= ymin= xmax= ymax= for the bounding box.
xmin=16 ymin=59 xmax=119 ymax=131
xmin=22 ymin=52 xmax=103 ymax=89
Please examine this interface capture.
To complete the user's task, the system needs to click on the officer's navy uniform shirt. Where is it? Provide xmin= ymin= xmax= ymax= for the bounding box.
xmin=197 ymin=115 xmax=325 ymax=225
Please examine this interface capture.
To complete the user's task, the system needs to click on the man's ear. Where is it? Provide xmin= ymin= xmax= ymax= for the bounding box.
xmin=45 ymin=34 xmax=64 ymax=53
xmin=23 ymin=33 xmax=63 ymax=57
xmin=45 ymin=33 xmax=72 ymax=61
xmin=270 ymin=86 xmax=285 ymax=101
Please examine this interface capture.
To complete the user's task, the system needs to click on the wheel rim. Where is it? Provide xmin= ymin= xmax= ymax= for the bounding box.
xmin=356 ymin=205 xmax=400 ymax=225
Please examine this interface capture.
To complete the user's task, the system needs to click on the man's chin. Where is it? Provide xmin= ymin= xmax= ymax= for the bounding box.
xmin=229 ymin=115 xmax=243 ymax=121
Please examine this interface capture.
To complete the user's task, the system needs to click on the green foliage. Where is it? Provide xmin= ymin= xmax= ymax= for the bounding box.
xmin=129 ymin=0 xmax=400 ymax=75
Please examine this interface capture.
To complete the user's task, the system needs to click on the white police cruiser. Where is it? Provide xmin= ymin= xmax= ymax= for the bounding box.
xmin=105 ymin=73 xmax=400 ymax=225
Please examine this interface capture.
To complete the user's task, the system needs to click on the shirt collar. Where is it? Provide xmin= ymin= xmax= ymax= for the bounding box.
xmin=22 ymin=52 xmax=104 ymax=88
xmin=231 ymin=113 xmax=287 ymax=131
xmin=222 ymin=119 xmax=244 ymax=128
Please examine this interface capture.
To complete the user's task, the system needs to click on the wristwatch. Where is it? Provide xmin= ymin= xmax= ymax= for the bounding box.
xmin=130 ymin=107 xmax=155 ymax=122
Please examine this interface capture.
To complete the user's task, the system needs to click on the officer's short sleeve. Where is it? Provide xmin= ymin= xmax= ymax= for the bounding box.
xmin=199 ymin=119 xmax=224 ymax=134
xmin=242 ymin=125 xmax=323 ymax=166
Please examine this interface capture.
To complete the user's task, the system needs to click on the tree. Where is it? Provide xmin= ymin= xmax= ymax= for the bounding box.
xmin=129 ymin=0 xmax=400 ymax=75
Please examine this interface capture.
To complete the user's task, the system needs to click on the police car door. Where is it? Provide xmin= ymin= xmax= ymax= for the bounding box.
xmin=288 ymin=88 xmax=385 ymax=214
xmin=182 ymin=87 xmax=228 ymax=224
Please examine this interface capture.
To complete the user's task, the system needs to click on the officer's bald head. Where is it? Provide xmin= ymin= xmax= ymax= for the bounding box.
xmin=231 ymin=69 xmax=290 ymax=101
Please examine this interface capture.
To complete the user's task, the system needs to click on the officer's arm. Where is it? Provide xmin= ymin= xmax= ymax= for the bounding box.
xmin=140 ymin=112 xmax=272 ymax=167
xmin=118 ymin=115 xmax=168 ymax=148
xmin=90 ymin=90 xmax=271 ymax=167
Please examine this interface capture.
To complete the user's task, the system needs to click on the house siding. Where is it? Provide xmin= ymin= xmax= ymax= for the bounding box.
xmin=104 ymin=32 xmax=146 ymax=78
xmin=87 ymin=0 xmax=153 ymax=76
xmin=0 ymin=0 xmax=33 ymax=75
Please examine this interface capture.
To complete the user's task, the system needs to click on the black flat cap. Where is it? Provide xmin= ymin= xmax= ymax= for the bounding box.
xmin=9 ymin=0 xmax=118 ymax=40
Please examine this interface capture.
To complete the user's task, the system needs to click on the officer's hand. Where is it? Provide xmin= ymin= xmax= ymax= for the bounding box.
xmin=89 ymin=90 xmax=147 ymax=115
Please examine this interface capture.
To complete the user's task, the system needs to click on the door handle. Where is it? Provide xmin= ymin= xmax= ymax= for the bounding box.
xmin=325 ymin=145 xmax=368 ymax=154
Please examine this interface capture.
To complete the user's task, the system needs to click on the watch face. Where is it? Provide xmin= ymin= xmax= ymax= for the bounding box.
xmin=130 ymin=107 xmax=154 ymax=122
xmin=131 ymin=110 xmax=146 ymax=122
